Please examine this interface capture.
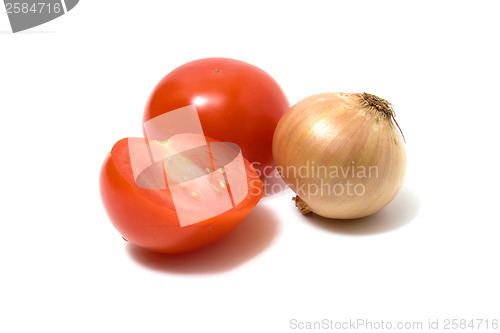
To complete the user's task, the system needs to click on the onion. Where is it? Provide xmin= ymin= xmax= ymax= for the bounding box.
xmin=272 ymin=92 xmax=406 ymax=219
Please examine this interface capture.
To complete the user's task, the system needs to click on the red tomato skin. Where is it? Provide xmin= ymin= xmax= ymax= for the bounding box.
xmin=143 ymin=58 xmax=289 ymax=170
xmin=99 ymin=140 xmax=263 ymax=254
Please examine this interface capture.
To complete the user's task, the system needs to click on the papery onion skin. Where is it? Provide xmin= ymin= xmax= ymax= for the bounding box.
xmin=272 ymin=92 xmax=407 ymax=219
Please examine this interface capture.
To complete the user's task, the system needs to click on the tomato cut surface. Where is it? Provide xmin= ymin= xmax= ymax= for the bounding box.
xmin=100 ymin=135 xmax=263 ymax=254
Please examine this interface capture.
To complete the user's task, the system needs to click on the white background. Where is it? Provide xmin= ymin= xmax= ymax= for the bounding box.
xmin=1 ymin=1 xmax=499 ymax=332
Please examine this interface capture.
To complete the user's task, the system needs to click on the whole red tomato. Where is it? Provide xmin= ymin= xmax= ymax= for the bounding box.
xmin=143 ymin=58 xmax=289 ymax=173
xmin=100 ymin=135 xmax=263 ymax=254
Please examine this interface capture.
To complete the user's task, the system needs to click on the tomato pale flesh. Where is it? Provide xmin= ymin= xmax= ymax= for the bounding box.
xmin=100 ymin=135 xmax=263 ymax=253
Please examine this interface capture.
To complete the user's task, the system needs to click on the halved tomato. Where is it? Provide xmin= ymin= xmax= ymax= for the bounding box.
xmin=100 ymin=134 xmax=263 ymax=254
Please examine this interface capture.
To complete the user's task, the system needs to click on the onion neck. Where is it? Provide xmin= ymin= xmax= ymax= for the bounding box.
xmin=360 ymin=92 xmax=393 ymax=117
xmin=360 ymin=92 xmax=406 ymax=142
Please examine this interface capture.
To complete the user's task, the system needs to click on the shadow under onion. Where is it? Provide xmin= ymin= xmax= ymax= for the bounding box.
xmin=303 ymin=186 xmax=420 ymax=235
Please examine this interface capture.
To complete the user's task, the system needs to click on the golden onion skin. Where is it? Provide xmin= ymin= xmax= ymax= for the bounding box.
xmin=272 ymin=92 xmax=407 ymax=219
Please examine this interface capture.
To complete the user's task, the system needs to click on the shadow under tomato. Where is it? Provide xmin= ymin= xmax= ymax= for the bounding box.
xmin=303 ymin=186 xmax=420 ymax=235
xmin=126 ymin=205 xmax=281 ymax=274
